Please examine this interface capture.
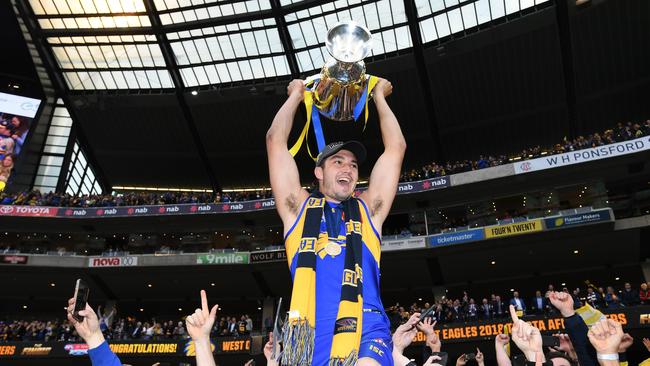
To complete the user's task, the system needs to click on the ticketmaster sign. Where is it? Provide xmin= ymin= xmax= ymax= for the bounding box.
xmin=196 ymin=253 xmax=250 ymax=265
xmin=429 ymin=228 xmax=485 ymax=247
xmin=514 ymin=136 xmax=650 ymax=174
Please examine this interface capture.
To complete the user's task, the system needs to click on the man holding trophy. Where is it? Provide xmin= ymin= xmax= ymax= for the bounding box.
xmin=266 ymin=22 xmax=406 ymax=366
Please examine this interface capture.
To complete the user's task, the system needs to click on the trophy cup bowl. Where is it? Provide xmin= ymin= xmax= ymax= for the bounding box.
xmin=325 ymin=22 xmax=372 ymax=64
xmin=309 ymin=22 xmax=373 ymax=121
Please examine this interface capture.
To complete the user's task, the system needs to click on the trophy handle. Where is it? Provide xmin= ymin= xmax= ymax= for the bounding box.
xmin=304 ymin=74 xmax=320 ymax=86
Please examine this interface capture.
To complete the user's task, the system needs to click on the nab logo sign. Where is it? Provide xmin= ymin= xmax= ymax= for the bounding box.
xmin=398 ymin=184 xmax=414 ymax=192
xmin=520 ymin=162 xmax=532 ymax=172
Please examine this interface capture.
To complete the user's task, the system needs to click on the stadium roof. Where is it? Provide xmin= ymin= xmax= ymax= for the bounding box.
xmin=25 ymin=0 xmax=547 ymax=91
xmin=9 ymin=0 xmax=649 ymax=192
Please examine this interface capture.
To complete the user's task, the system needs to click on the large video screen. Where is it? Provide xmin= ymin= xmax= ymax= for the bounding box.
xmin=0 ymin=92 xmax=41 ymax=191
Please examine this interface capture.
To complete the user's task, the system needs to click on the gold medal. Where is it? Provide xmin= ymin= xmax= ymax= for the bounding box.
xmin=325 ymin=241 xmax=342 ymax=257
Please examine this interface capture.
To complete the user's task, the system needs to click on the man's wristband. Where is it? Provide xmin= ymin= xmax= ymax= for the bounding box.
xmin=596 ymin=353 xmax=619 ymax=361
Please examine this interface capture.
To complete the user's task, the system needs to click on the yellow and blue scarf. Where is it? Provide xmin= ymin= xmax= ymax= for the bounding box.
xmin=281 ymin=192 xmax=364 ymax=366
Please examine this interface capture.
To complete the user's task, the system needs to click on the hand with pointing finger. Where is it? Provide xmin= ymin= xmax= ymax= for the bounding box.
xmin=186 ymin=290 xmax=218 ymax=366
xmin=476 ymin=347 xmax=485 ymax=366
xmin=509 ymin=305 xmax=544 ymax=363
xmin=185 ymin=290 xmax=218 ymax=342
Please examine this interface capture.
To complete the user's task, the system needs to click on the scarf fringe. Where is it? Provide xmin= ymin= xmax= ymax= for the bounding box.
xmin=328 ymin=350 xmax=358 ymax=366
xmin=280 ymin=317 xmax=314 ymax=366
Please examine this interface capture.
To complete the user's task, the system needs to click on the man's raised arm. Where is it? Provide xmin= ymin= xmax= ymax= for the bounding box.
xmin=360 ymin=79 xmax=407 ymax=228
xmin=266 ymin=79 xmax=309 ymax=227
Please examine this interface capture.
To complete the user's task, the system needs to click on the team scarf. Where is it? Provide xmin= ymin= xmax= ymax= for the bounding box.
xmin=281 ymin=191 xmax=364 ymax=366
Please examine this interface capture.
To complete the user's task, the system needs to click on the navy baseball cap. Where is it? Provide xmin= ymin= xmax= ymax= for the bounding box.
xmin=316 ymin=141 xmax=366 ymax=167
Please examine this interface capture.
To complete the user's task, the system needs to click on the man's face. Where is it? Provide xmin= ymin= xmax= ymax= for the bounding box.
xmin=625 ymin=283 xmax=631 ymax=290
xmin=642 ymin=283 xmax=648 ymax=290
xmin=315 ymin=150 xmax=359 ymax=202
xmin=513 ymin=291 xmax=519 ymax=298
xmin=536 ymin=290 xmax=542 ymax=297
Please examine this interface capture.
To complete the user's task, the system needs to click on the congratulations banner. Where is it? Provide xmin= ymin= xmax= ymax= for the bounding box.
xmin=514 ymin=136 xmax=650 ymax=174
xmin=484 ymin=220 xmax=543 ymax=239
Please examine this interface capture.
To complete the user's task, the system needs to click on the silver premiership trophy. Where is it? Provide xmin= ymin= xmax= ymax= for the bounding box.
xmin=291 ymin=21 xmax=377 ymax=159
xmin=305 ymin=21 xmax=374 ymax=122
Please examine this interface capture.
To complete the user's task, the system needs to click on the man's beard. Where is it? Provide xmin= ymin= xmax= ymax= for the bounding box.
xmin=322 ymin=179 xmax=354 ymax=201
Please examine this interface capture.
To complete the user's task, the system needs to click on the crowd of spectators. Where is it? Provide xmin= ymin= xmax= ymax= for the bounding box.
xmin=4 ymin=286 xmax=650 ymax=365
xmin=0 ymin=120 xmax=648 ymax=208
xmin=386 ymin=281 xmax=649 ymax=331
xmin=0 ymin=310 xmax=254 ymax=343
xmin=4 ymin=281 xmax=646 ymax=344
xmin=0 ymin=189 xmax=272 ymax=207
xmin=392 ymin=289 xmax=649 ymax=366
xmin=400 ymin=120 xmax=650 ymax=182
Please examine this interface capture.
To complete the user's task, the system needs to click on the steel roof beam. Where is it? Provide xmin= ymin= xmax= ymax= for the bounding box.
xmin=269 ymin=0 xmax=299 ymax=78
xmin=403 ymin=0 xmax=444 ymax=162
xmin=143 ymin=0 xmax=221 ymax=193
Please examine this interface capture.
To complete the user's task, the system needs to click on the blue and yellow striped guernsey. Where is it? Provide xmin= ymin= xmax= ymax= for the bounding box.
xmin=284 ymin=196 xmax=393 ymax=366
